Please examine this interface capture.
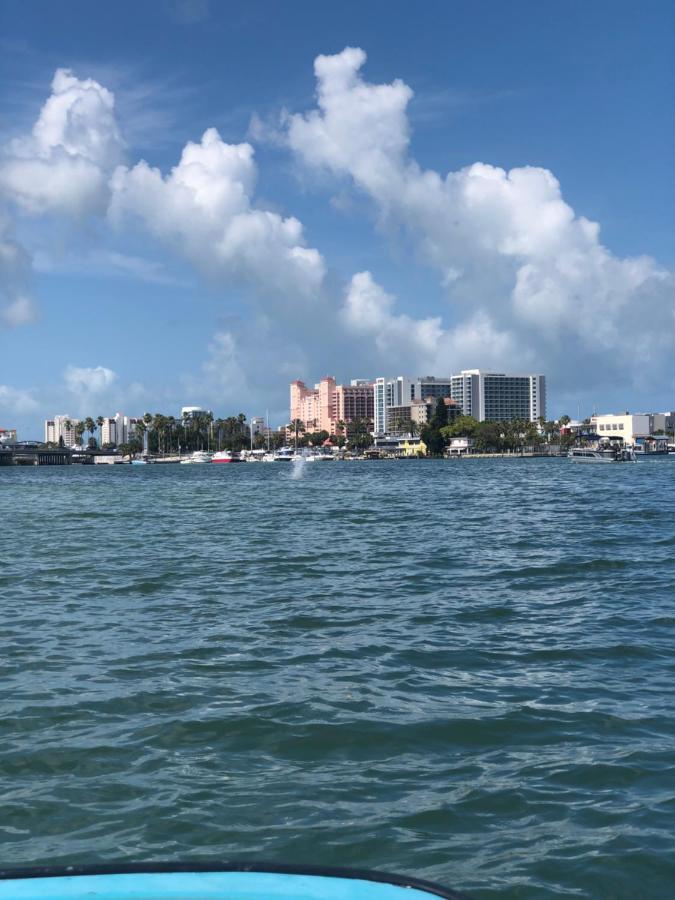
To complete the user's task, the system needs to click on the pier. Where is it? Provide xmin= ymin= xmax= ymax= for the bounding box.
xmin=1 ymin=443 xmax=73 ymax=466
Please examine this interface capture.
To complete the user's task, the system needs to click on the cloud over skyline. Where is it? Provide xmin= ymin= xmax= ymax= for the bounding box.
xmin=1 ymin=41 xmax=673 ymax=436
xmin=288 ymin=47 xmax=675 ymax=397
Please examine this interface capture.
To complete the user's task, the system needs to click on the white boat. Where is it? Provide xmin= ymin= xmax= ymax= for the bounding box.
xmin=212 ymin=450 xmax=242 ymax=463
xmin=273 ymin=447 xmax=297 ymax=461
xmin=180 ymin=450 xmax=213 ymax=464
xmin=569 ymin=446 xmax=636 ymax=463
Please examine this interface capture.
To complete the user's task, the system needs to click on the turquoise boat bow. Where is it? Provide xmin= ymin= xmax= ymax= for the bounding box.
xmin=0 ymin=862 xmax=470 ymax=899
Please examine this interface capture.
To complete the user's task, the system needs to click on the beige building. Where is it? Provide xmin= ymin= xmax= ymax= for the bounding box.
xmin=44 ymin=415 xmax=77 ymax=447
xmin=593 ymin=413 xmax=651 ymax=445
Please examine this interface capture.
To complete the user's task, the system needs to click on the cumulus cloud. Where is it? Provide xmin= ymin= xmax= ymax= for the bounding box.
xmin=64 ymin=365 xmax=118 ymax=395
xmin=109 ymin=127 xmax=325 ymax=299
xmin=0 ymin=384 xmax=38 ymax=414
xmin=0 ymin=68 xmax=124 ymax=217
xmin=0 ymin=211 xmax=37 ymax=326
xmin=342 ymin=271 xmax=442 ymax=363
xmin=288 ymin=47 xmax=675 ymax=395
xmin=342 ymin=271 xmax=522 ymax=376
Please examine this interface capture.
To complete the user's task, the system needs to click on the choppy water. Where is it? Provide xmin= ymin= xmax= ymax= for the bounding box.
xmin=2 ymin=458 xmax=675 ymax=897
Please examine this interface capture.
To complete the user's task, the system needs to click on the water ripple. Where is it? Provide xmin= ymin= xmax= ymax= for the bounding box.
xmin=1 ymin=458 xmax=675 ymax=897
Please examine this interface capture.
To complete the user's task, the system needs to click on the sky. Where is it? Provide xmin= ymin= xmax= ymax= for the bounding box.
xmin=1 ymin=0 xmax=674 ymax=438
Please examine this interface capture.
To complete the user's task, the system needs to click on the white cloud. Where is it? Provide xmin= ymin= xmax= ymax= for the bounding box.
xmin=0 ymin=68 xmax=124 ymax=217
xmin=0 ymin=384 xmax=38 ymax=414
xmin=109 ymin=127 xmax=325 ymax=299
xmin=3 ymin=294 xmax=37 ymax=326
xmin=0 ymin=210 xmax=35 ymax=327
xmin=64 ymin=365 xmax=118 ymax=395
xmin=33 ymin=247 xmax=186 ymax=286
xmin=342 ymin=271 xmax=442 ymax=364
xmin=288 ymin=47 xmax=675 ymax=395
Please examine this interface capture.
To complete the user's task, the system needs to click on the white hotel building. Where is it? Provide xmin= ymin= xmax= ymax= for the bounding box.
xmin=100 ymin=413 xmax=139 ymax=447
xmin=374 ymin=376 xmax=453 ymax=434
xmin=450 ymin=370 xmax=546 ymax=423
xmin=375 ymin=371 xmax=546 ymax=433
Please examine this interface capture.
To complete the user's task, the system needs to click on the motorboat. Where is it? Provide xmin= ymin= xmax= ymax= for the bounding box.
xmin=569 ymin=444 xmax=636 ymax=463
xmin=212 ymin=450 xmax=243 ymax=463
xmin=0 ymin=863 xmax=468 ymax=899
xmin=180 ymin=450 xmax=213 ymax=464
xmin=273 ymin=446 xmax=297 ymax=461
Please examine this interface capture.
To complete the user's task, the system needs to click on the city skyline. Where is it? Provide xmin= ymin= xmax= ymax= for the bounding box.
xmin=2 ymin=1 xmax=674 ymax=439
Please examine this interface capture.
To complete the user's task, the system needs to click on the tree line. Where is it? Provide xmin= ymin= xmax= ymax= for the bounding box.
xmin=421 ymin=398 xmax=570 ymax=455
xmin=51 ymin=412 xmax=287 ymax=456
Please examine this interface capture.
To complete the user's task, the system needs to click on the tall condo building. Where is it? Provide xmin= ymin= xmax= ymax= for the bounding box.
xmin=100 ymin=413 xmax=140 ymax=447
xmin=290 ymin=377 xmax=375 ymax=434
xmin=450 ymin=370 xmax=546 ymax=422
xmin=44 ymin=415 xmax=77 ymax=447
xmin=373 ymin=376 xmax=453 ymax=434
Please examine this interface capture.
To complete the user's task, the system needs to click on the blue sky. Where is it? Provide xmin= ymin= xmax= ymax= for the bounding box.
xmin=1 ymin=0 xmax=673 ymax=437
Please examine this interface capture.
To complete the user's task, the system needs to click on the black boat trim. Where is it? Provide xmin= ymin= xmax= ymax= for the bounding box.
xmin=0 ymin=860 xmax=472 ymax=899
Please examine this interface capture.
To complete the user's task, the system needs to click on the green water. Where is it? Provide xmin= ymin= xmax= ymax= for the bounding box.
xmin=2 ymin=458 xmax=675 ymax=897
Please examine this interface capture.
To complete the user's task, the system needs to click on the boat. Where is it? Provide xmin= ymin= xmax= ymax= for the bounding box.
xmin=569 ymin=445 xmax=636 ymax=463
xmin=0 ymin=863 xmax=469 ymax=899
xmin=180 ymin=450 xmax=213 ymax=465
xmin=212 ymin=450 xmax=243 ymax=463
xmin=273 ymin=446 xmax=297 ymax=461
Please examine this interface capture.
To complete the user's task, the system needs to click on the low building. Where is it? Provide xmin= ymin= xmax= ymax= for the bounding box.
xmin=593 ymin=413 xmax=651 ymax=445
xmin=652 ymin=412 xmax=675 ymax=434
xmin=446 ymin=437 xmax=474 ymax=455
xmin=0 ymin=428 xmax=17 ymax=444
xmin=181 ymin=406 xmax=212 ymax=420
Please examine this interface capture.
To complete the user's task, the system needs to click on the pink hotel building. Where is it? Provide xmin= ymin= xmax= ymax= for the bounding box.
xmin=290 ymin=377 xmax=375 ymax=435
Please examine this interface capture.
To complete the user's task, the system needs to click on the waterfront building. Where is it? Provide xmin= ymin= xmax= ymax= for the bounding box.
xmin=373 ymin=376 xmax=453 ymax=434
xmin=0 ymin=428 xmax=17 ymax=444
xmin=44 ymin=415 xmax=77 ymax=447
xmin=592 ymin=412 xmax=673 ymax=446
xmin=100 ymin=413 xmax=140 ymax=447
xmin=652 ymin=412 xmax=675 ymax=434
xmin=181 ymin=406 xmax=212 ymax=420
xmin=290 ymin=377 xmax=374 ymax=434
xmin=450 ymin=370 xmax=546 ymax=422
xmin=386 ymin=397 xmax=461 ymax=435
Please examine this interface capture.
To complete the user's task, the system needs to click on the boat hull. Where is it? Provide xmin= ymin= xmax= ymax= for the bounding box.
xmin=0 ymin=864 xmax=468 ymax=900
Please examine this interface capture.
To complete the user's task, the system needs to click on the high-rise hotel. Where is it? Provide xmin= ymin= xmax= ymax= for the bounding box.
xmin=449 ymin=370 xmax=545 ymax=423
xmin=291 ymin=370 xmax=546 ymax=435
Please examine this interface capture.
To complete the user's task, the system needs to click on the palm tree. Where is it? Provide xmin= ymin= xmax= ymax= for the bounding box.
xmin=96 ymin=415 xmax=104 ymax=448
xmin=166 ymin=416 xmax=176 ymax=454
xmin=289 ymin=418 xmax=305 ymax=451
xmin=84 ymin=417 xmax=96 ymax=448
xmin=75 ymin=420 xmax=86 ymax=447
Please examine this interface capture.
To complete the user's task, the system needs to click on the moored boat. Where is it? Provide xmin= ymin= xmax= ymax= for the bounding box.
xmin=273 ymin=446 xmax=297 ymax=461
xmin=180 ymin=450 xmax=213 ymax=464
xmin=212 ymin=450 xmax=243 ymax=463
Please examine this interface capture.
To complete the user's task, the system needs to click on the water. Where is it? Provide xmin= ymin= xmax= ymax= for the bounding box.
xmin=1 ymin=458 xmax=674 ymax=898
